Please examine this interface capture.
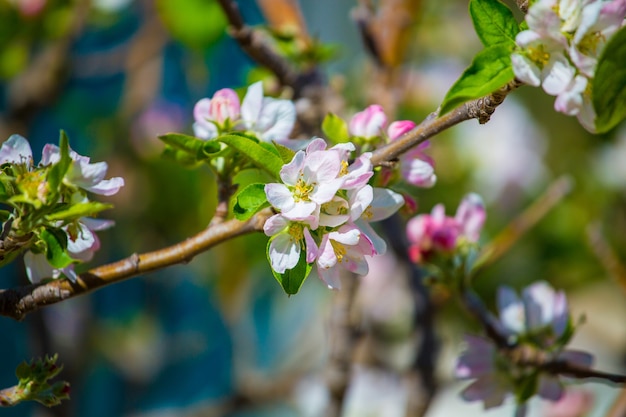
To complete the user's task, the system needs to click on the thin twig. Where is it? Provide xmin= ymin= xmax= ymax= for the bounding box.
xmin=586 ymin=222 xmax=626 ymax=296
xmin=0 ymin=208 xmax=273 ymax=321
xmin=370 ymin=80 xmax=522 ymax=166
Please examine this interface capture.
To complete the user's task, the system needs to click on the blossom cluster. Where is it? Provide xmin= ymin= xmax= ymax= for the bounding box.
xmin=263 ymin=138 xmax=404 ymax=288
xmin=511 ymin=0 xmax=626 ymax=131
xmin=193 ymin=81 xmax=297 ymax=145
xmin=0 ymin=135 xmax=123 ymax=282
xmin=405 ymin=193 xmax=486 ymax=263
xmin=348 ymin=105 xmax=437 ymax=188
xmin=456 ymin=282 xmax=594 ymax=415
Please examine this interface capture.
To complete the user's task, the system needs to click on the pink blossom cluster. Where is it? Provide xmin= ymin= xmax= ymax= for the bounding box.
xmin=263 ymin=138 xmax=404 ymax=288
xmin=405 ymin=193 xmax=486 ymax=263
xmin=0 ymin=135 xmax=123 ymax=282
xmin=455 ymin=282 xmax=594 ymax=415
xmin=349 ymin=105 xmax=437 ymax=188
xmin=193 ymin=81 xmax=297 ymax=144
xmin=511 ymin=0 xmax=626 ymax=131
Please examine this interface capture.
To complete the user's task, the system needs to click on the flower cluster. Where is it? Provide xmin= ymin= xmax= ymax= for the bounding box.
xmin=511 ymin=0 xmax=626 ymax=131
xmin=0 ymin=135 xmax=123 ymax=282
xmin=263 ymin=138 xmax=404 ymax=288
xmin=193 ymin=81 xmax=297 ymax=144
xmin=349 ymin=105 xmax=437 ymax=188
xmin=405 ymin=193 xmax=486 ymax=263
xmin=456 ymin=282 xmax=594 ymax=415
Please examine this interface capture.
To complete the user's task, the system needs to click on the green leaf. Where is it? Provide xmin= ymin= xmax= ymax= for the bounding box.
xmin=46 ymin=202 xmax=113 ymax=222
xmin=322 ymin=112 xmax=350 ymax=143
xmin=40 ymin=228 xmax=74 ymax=269
xmin=593 ymin=25 xmax=626 ymax=133
xmin=273 ymin=141 xmax=296 ymax=164
xmin=158 ymin=133 xmax=208 ymax=161
xmin=469 ymin=0 xmax=519 ymax=47
xmin=161 ymin=145 xmax=203 ymax=168
xmin=267 ymin=239 xmax=313 ymax=295
xmin=217 ymin=134 xmax=284 ymax=179
xmin=233 ymin=183 xmax=270 ymax=221
xmin=440 ymin=44 xmax=515 ymax=115
xmin=46 ymin=131 xmax=71 ymax=197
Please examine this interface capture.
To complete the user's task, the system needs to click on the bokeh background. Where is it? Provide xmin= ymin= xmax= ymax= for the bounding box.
xmin=1 ymin=0 xmax=625 ymax=416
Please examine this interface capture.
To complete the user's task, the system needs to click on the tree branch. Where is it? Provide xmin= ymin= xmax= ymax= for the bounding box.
xmin=370 ymin=80 xmax=522 ymax=166
xmin=0 ymin=208 xmax=273 ymax=321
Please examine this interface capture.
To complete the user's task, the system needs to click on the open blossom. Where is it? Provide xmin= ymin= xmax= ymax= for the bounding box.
xmin=41 ymin=144 xmax=124 ymax=196
xmin=511 ymin=0 xmax=626 ymax=132
xmin=264 ymin=136 xmax=404 ymax=288
xmin=24 ymin=218 xmax=115 ymax=282
xmin=406 ymin=193 xmax=485 ymax=263
xmin=456 ymin=282 xmax=595 ymax=415
xmin=193 ymin=81 xmax=297 ymax=143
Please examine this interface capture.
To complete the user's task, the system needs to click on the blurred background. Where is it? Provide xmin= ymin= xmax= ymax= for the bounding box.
xmin=0 ymin=0 xmax=625 ymax=416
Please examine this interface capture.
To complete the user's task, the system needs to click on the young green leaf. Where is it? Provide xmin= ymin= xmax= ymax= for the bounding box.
xmin=46 ymin=202 xmax=113 ymax=223
xmin=440 ymin=44 xmax=515 ymax=115
xmin=233 ymin=183 xmax=269 ymax=221
xmin=158 ymin=133 xmax=208 ymax=161
xmin=46 ymin=131 xmax=71 ymax=198
xmin=217 ymin=134 xmax=284 ymax=179
xmin=41 ymin=228 xmax=74 ymax=269
xmin=267 ymin=240 xmax=313 ymax=295
xmin=273 ymin=141 xmax=296 ymax=164
xmin=469 ymin=0 xmax=519 ymax=47
xmin=322 ymin=112 xmax=350 ymax=143
xmin=593 ymin=26 xmax=626 ymax=133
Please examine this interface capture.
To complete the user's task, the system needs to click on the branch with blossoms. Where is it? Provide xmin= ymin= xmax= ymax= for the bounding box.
xmin=0 ymin=0 xmax=626 ymax=414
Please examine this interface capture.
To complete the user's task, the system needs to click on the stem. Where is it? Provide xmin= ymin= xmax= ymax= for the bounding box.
xmin=0 ymin=208 xmax=273 ymax=320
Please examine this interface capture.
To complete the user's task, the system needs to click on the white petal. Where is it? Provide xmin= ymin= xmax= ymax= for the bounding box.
xmin=269 ymin=233 xmax=300 ymax=273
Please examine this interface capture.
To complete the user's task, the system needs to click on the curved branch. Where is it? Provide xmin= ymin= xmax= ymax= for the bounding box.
xmin=370 ymin=80 xmax=522 ymax=166
xmin=0 ymin=208 xmax=273 ymax=321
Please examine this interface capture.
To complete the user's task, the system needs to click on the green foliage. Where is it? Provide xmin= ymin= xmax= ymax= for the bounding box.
xmin=216 ymin=134 xmax=284 ymax=179
xmin=322 ymin=113 xmax=350 ymax=143
xmin=440 ymin=44 xmax=515 ymax=115
xmin=46 ymin=131 xmax=71 ymax=201
xmin=40 ymin=228 xmax=73 ymax=269
xmin=46 ymin=202 xmax=113 ymax=223
xmin=233 ymin=183 xmax=269 ymax=221
xmin=273 ymin=141 xmax=296 ymax=164
xmin=156 ymin=0 xmax=227 ymax=49
xmin=2 ymin=355 xmax=70 ymax=407
xmin=593 ymin=25 xmax=626 ymax=133
xmin=469 ymin=0 xmax=519 ymax=47
xmin=158 ymin=133 xmax=211 ymax=162
xmin=267 ymin=240 xmax=313 ymax=295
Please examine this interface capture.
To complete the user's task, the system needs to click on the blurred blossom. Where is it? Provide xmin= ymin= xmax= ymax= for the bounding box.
xmin=92 ymin=0 xmax=133 ymax=13
xmin=349 ymin=104 xmax=387 ymax=138
xmin=543 ymin=389 xmax=594 ymax=417
xmin=406 ymin=193 xmax=485 ymax=263
xmin=8 ymin=0 xmax=46 ymax=16
xmin=454 ymin=98 xmax=548 ymax=203
xmin=594 ymin=125 xmax=626 ymax=188
xmin=498 ymin=281 xmax=569 ymax=343
xmin=132 ymin=101 xmax=185 ymax=158
xmin=343 ymin=366 xmax=408 ymax=417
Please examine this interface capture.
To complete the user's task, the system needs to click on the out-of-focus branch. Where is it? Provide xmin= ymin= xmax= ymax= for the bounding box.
xmin=586 ymin=222 xmax=626 ymax=296
xmin=216 ymin=0 xmax=320 ymax=97
xmin=475 ymin=176 xmax=573 ymax=272
xmin=370 ymin=80 xmax=522 ymax=166
xmin=0 ymin=208 xmax=273 ymax=321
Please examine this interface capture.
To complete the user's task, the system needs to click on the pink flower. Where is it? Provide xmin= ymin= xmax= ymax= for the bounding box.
xmin=388 ymin=121 xmax=437 ymax=188
xmin=193 ymin=88 xmax=241 ymax=139
xmin=265 ymin=138 xmax=345 ymax=226
xmin=349 ymin=105 xmax=387 ymax=138
xmin=406 ymin=193 xmax=485 ymax=262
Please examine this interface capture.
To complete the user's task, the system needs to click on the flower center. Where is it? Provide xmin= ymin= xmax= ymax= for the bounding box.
xmin=339 ymin=160 xmax=349 ymax=176
xmin=330 ymin=240 xmax=347 ymax=263
xmin=527 ymin=44 xmax=550 ymax=68
xmin=293 ymin=178 xmax=314 ymax=202
xmin=288 ymin=223 xmax=304 ymax=241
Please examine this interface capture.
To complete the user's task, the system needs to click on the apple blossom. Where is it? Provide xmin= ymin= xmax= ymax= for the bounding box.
xmin=349 ymin=104 xmax=387 ymax=139
xmin=406 ymin=193 xmax=485 ymax=263
xmin=388 ymin=120 xmax=437 ymax=188
xmin=240 ymin=81 xmax=296 ymax=142
xmin=41 ymin=144 xmax=124 ymax=196
xmin=193 ymin=88 xmax=241 ymax=139
xmin=0 ymin=134 xmax=33 ymax=166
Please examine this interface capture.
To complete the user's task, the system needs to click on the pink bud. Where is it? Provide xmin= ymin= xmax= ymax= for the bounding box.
xmin=349 ymin=105 xmax=387 ymax=138
xmin=387 ymin=120 xmax=416 ymax=140
xmin=455 ymin=193 xmax=486 ymax=242
xmin=207 ymin=88 xmax=240 ymax=123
